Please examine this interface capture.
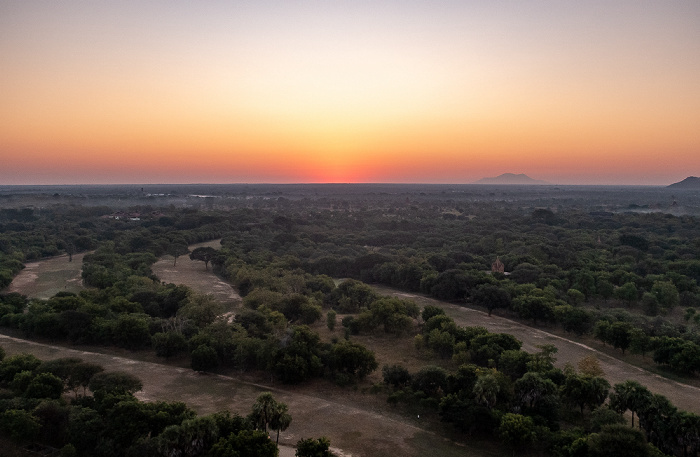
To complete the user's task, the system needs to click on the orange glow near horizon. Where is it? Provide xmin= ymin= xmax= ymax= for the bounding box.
xmin=1 ymin=2 xmax=699 ymax=185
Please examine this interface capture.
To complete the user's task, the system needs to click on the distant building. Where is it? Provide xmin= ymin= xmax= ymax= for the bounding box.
xmin=492 ymin=257 xmax=504 ymax=273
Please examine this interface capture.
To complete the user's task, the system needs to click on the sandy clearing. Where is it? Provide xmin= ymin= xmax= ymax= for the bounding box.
xmin=152 ymin=240 xmax=241 ymax=310
xmin=6 ymin=253 xmax=86 ymax=300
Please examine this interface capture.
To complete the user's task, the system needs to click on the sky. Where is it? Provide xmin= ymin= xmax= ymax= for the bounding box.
xmin=1 ymin=1 xmax=699 ymax=185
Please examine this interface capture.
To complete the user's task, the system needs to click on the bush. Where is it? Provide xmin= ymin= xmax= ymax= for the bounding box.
xmin=191 ymin=345 xmax=219 ymax=372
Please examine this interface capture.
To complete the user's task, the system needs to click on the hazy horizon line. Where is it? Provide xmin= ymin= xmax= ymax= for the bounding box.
xmin=0 ymin=181 xmax=680 ymax=187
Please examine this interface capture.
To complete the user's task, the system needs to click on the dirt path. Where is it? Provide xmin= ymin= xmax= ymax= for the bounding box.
xmin=152 ymin=240 xmax=241 ymax=310
xmin=372 ymin=286 xmax=700 ymax=415
xmin=6 ymin=253 xmax=86 ymax=299
xmin=0 ymin=333 xmax=486 ymax=457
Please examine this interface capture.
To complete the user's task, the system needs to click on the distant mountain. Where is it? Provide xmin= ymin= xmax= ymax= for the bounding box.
xmin=474 ymin=173 xmax=549 ymax=185
xmin=668 ymin=177 xmax=700 ymax=189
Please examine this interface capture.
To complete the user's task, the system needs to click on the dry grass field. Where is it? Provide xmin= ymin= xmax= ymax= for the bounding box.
xmin=6 ymin=253 xmax=86 ymax=300
xmin=152 ymin=239 xmax=241 ymax=311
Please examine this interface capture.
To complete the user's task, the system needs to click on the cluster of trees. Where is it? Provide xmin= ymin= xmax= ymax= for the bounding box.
xmin=382 ymin=309 xmax=699 ymax=457
xmin=594 ymin=320 xmax=700 ymax=374
xmin=0 ymin=348 xmax=333 ymax=457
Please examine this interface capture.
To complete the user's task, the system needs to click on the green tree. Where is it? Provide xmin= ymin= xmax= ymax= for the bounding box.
xmin=191 ymin=344 xmax=219 ymax=372
xmin=328 ymin=340 xmax=378 ymax=381
xmin=113 ymin=313 xmax=151 ymax=350
xmin=189 ymin=246 xmax=218 ymax=271
xmin=10 ymin=370 xmax=34 ymax=395
xmin=426 ymin=328 xmax=455 ymax=359
xmin=296 ymin=437 xmax=332 ymax=457
xmin=269 ymin=404 xmax=292 ymax=445
xmin=411 ymin=365 xmax=448 ymax=397
xmin=567 ymin=288 xmax=585 ymax=305
xmin=210 ymin=429 xmax=278 ymax=457
xmin=609 ymin=380 xmax=652 ymax=429
xmin=629 ymin=328 xmax=652 ymax=358
xmin=514 ymin=372 xmax=557 ymax=410
xmin=588 ymin=424 xmax=650 ymax=457
xmin=421 ymin=305 xmax=446 ymax=322
xmin=0 ymin=409 xmax=41 ymax=443
xmin=652 ymin=281 xmax=680 ymax=311
xmin=597 ymin=278 xmax=615 ymax=302
xmin=590 ymin=407 xmax=625 ymax=432
xmin=326 ymin=310 xmax=336 ymax=331
xmin=274 ymin=326 xmax=323 ymax=384
xmin=66 ymin=406 xmax=104 ymax=454
xmin=561 ymin=374 xmax=610 ymax=414
xmin=382 ymin=364 xmax=411 ymax=388
xmin=156 ymin=415 xmax=221 ymax=457
xmin=0 ymin=353 xmax=41 ymax=384
xmin=89 ymin=371 xmax=143 ymax=397
xmin=609 ymin=322 xmax=633 ymax=354
xmin=24 ymin=372 xmax=64 ymax=399
xmin=513 ymin=294 xmax=555 ymax=325
xmin=152 ymin=331 xmax=188 ymax=359
xmin=249 ymin=392 xmax=291 ymax=443
xmin=178 ymin=294 xmax=224 ymax=328
xmin=555 ymin=304 xmax=592 ymax=335
xmin=473 ymin=373 xmax=500 ymax=409
xmin=614 ymin=282 xmax=638 ymax=306
xmin=472 ymin=284 xmax=511 ymax=316
xmin=169 ymin=241 xmax=190 ymax=267
xmin=498 ymin=350 xmax=531 ymax=380
xmin=498 ymin=413 xmax=536 ymax=455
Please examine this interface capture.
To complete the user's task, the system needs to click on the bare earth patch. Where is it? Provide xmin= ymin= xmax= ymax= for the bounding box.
xmin=152 ymin=240 xmax=241 ymax=312
xmin=6 ymin=253 xmax=86 ymax=300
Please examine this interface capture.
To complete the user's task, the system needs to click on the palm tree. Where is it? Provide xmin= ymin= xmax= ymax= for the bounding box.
xmin=473 ymin=374 xmax=499 ymax=409
xmin=269 ymin=403 xmax=292 ymax=444
xmin=249 ymin=392 xmax=292 ymax=444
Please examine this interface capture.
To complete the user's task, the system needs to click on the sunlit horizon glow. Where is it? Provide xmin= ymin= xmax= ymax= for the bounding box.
xmin=1 ymin=1 xmax=699 ymax=186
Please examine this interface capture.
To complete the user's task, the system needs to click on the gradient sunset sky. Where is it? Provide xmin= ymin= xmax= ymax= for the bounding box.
xmin=1 ymin=1 xmax=699 ymax=185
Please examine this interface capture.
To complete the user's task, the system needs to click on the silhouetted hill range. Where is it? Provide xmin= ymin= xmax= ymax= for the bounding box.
xmin=473 ymin=173 xmax=549 ymax=185
xmin=668 ymin=177 xmax=700 ymax=189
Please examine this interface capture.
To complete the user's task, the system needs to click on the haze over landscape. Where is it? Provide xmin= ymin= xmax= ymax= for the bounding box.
xmin=2 ymin=1 xmax=699 ymax=185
